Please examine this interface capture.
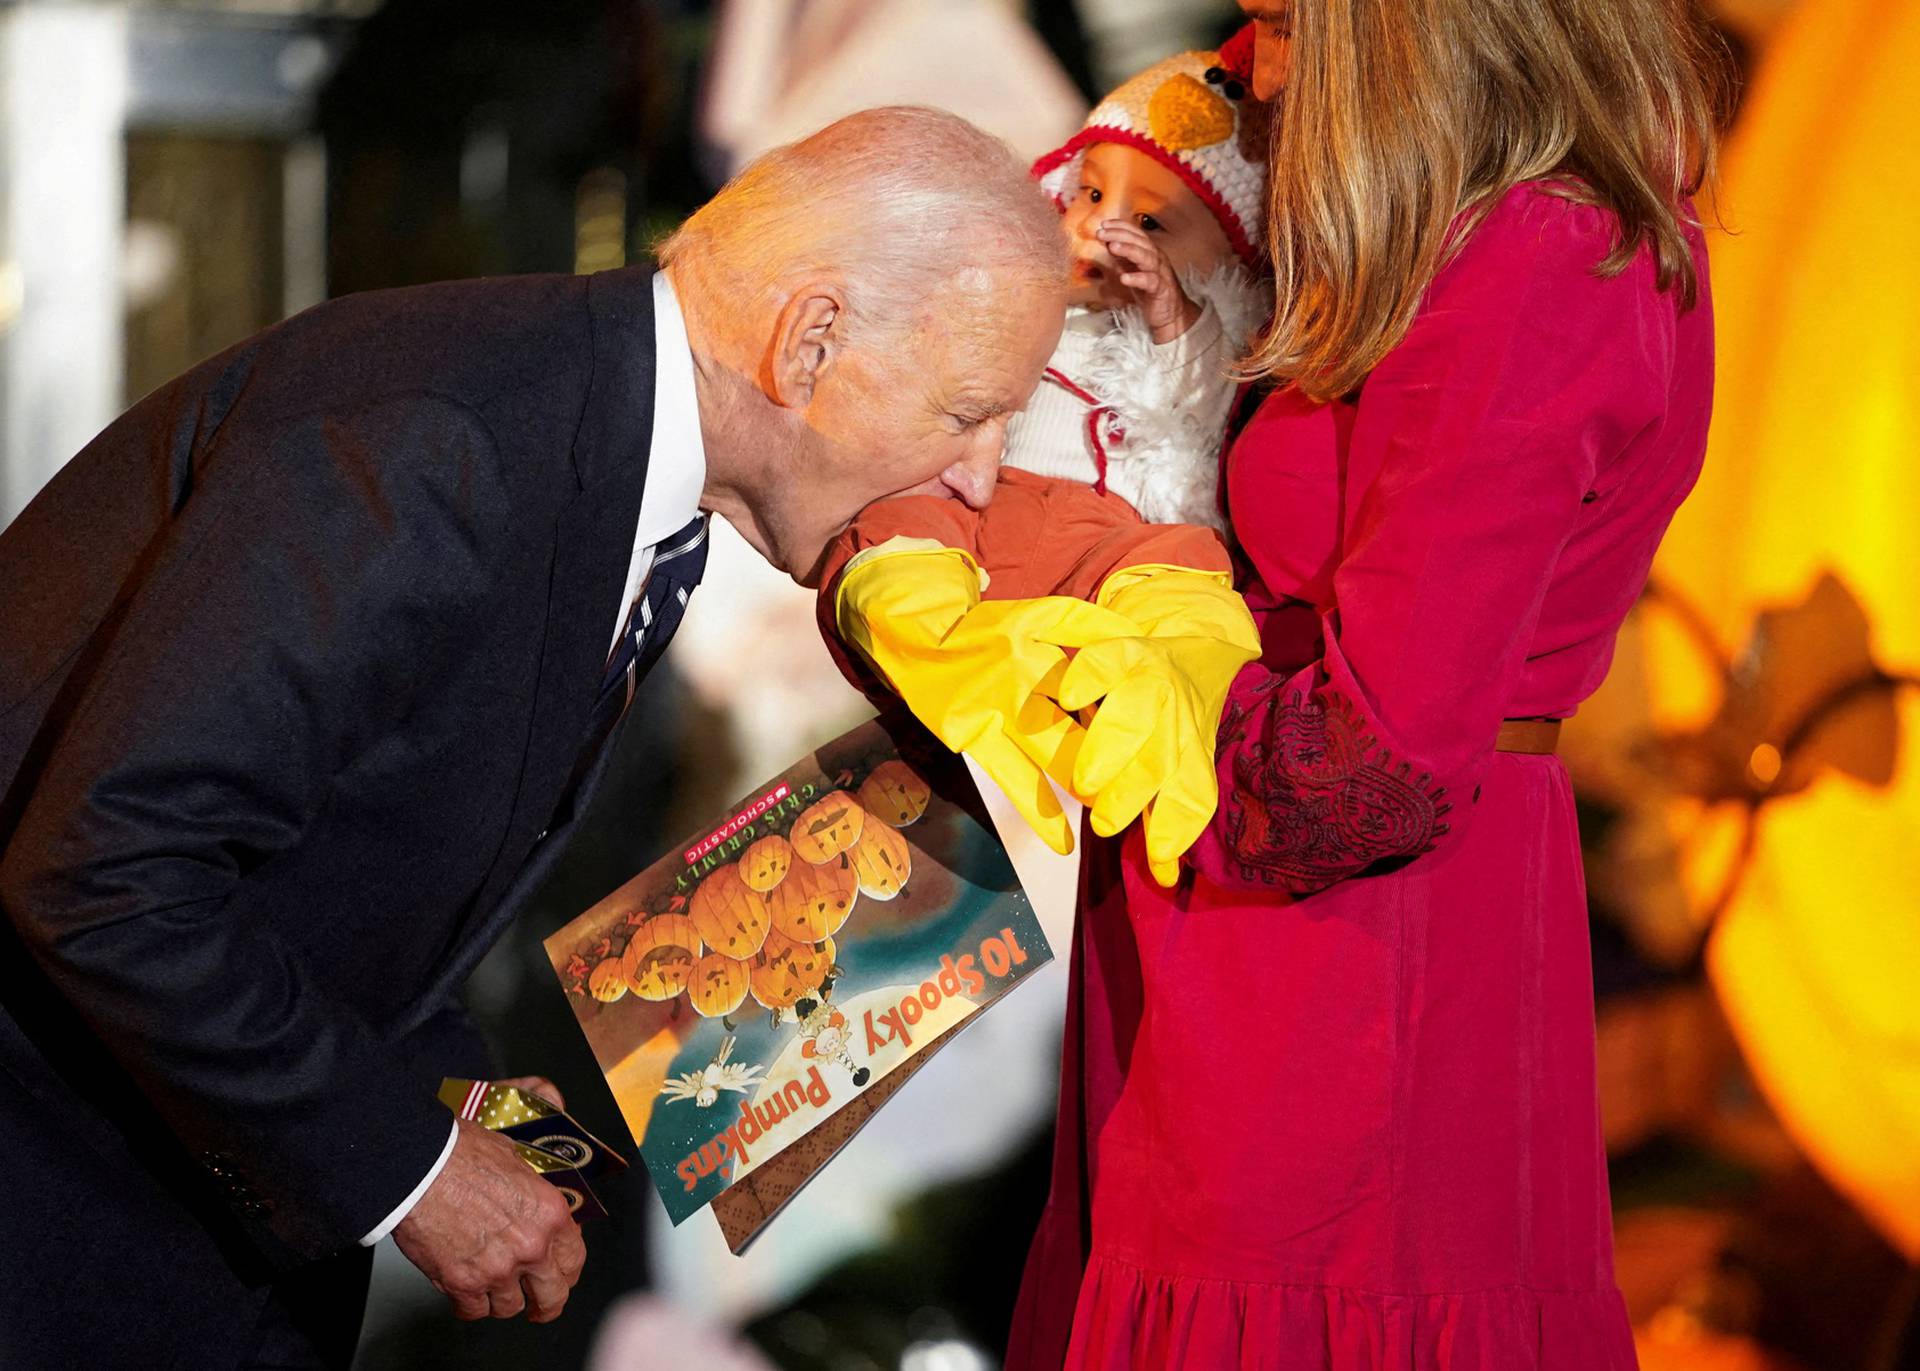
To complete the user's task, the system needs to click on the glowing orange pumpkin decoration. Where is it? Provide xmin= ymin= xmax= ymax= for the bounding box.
xmin=770 ymin=852 xmax=858 ymax=943
xmin=749 ymin=930 xmax=837 ymax=1011
xmin=790 ymin=790 xmax=865 ymax=863
xmin=741 ymin=834 xmax=794 ymax=892
xmin=621 ymin=913 xmax=703 ymax=1000
xmin=848 ymin=821 xmax=912 ymax=899
xmin=687 ymin=951 xmax=751 ymax=1019
xmin=689 ymin=863 xmax=772 ymax=960
xmin=858 ymin=760 xmax=932 ymax=827
xmin=588 ymin=957 xmax=627 ymax=1003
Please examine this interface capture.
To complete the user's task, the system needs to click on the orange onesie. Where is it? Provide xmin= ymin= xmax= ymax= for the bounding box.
xmin=815 ymin=467 xmax=1231 ymax=700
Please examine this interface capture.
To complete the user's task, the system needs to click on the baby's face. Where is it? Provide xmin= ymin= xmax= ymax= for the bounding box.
xmin=1061 ymin=141 xmax=1235 ymax=310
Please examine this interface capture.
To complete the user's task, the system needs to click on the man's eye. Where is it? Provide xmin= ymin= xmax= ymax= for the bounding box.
xmin=1139 ymin=214 xmax=1164 ymax=233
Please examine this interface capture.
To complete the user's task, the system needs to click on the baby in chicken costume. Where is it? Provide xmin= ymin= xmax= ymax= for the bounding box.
xmin=822 ymin=35 xmax=1272 ymax=881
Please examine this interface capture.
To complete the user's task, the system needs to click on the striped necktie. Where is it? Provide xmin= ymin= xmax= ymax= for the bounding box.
xmin=556 ymin=513 xmax=710 ymax=823
xmin=603 ymin=512 xmax=710 ymax=704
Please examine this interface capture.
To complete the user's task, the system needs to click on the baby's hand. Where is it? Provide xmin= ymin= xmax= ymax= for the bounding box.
xmin=1098 ymin=221 xmax=1201 ymax=345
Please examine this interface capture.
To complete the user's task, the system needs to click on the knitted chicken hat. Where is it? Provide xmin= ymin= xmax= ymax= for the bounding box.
xmin=1032 ymin=25 xmax=1269 ymax=269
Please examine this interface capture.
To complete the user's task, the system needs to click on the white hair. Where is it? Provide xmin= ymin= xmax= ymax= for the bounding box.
xmin=658 ymin=106 xmax=1066 ymax=354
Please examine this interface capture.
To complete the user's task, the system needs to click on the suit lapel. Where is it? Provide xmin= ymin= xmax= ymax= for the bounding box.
xmin=484 ymin=487 xmax=642 ymax=901
xmin=393 ymin=266 xmax=662 ymax=1036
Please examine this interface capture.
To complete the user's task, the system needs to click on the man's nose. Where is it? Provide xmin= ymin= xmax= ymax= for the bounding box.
xmin=940 ymin=432 xmax=1003 ymax=510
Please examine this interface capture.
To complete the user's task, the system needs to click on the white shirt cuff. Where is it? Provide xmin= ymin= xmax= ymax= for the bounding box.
xmin=359 ymin=1118 xmax=459 ymax=1246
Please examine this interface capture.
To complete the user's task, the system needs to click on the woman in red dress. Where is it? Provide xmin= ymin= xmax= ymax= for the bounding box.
xmin=1006 ymin=1 xmax=1728 ymax=1366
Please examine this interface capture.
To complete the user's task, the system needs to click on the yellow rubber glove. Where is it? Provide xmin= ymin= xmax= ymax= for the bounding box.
xmin=835 ymin=541 xmax=1139 ymax=855
xmin=1053 ymin=565 xmax=1261 ymax=884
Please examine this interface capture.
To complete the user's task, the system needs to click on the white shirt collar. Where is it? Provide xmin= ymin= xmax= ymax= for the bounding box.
xmin=639 ymin=271 xmax=707 ymax=545
xmin=606 ymin=272 xmax=709 ymax=657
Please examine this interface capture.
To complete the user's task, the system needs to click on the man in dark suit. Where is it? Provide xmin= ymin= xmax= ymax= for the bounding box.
xmin=0 ymin=107 xmax=1065 ymax=1368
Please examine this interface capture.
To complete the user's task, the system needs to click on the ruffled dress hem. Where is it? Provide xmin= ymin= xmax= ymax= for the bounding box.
xmin=1060 ymin=1252 xmax=1639 ymax=1371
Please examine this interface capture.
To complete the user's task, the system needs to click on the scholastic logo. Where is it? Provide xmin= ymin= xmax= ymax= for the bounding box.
xmin=684 ymin=784 xmax=791 ymax=864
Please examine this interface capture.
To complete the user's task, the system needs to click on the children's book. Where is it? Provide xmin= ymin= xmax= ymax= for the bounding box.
xmin=545 ymin=713 xmax=1052 ymax=1249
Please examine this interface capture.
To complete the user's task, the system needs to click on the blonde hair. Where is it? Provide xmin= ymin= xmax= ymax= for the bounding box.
xmin=1247 ymin=0 xmax=1733 ymax=400
xmin=658 ymin=106 xmax=1067 ymax=358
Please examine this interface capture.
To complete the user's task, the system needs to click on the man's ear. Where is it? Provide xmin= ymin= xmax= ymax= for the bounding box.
xmin=767 ymin=287 xmax=843 ymax=410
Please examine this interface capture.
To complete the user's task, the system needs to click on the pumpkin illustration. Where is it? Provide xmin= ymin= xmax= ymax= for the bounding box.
xmin=770 ymin=852 xmax=858 ymax=943
xmin=741 ymin=834 xmax=794 ymax=892
xmin=848 ymin=821 xmax=912 ymax=899
xmin=790 ymin=790 xmax=866 ymax=863
xmin=858 ymin=760 xmax=932 ymax=827
xmin=622 ymin=913 xmax=703 ymax=1000
xmin=688 ymin=863 xmax=772 ymax=960
xmin=687 ymin=951 xmax=751 ymax=1019
xmin=588 ymin=957 xmax=628 ymax=1003
xmin=784 ymin=934 xmax=835 ymax=993
xmin=749 ymin=930 xmax=837 ymax=1011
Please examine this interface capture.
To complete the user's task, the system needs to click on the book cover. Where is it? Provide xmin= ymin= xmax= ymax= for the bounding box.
xmin=545 ymin=713 xmax=1052 ymax=1229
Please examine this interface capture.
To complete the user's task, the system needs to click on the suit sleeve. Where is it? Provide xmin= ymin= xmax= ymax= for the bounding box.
xmin=0 ymin=395 xmax=511 ymax=1260
xmin=1186 ymin=197 xmax=1668 ymax=893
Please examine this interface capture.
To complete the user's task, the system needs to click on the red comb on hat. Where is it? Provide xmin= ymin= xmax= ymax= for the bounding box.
xmin=1217 ymin=23 xmax=1257 ymax=85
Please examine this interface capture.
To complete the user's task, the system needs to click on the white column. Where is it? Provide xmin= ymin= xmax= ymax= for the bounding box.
xmin=0 ymin=4 xmax=129 ymax=524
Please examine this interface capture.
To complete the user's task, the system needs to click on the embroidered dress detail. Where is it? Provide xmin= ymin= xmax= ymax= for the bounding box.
xmin=1219 ymin=681 xmax=1451 ymax=892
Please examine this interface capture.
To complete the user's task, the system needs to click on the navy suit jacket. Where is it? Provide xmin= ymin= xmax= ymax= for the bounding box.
xmin=0 ymin=265 xmax=661 ymax=1362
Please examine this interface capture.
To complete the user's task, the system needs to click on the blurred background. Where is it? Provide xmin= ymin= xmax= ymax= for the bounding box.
xmin=2 ymin=0 xmax=1916 ymax=1367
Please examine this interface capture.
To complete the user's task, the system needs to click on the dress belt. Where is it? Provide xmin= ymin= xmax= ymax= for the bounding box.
xmin=1494 ymin=718 xmax=1562 ymax=754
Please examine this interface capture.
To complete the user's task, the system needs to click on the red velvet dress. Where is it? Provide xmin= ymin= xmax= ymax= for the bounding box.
xmin=1006 ymin=183 xmax=1714 ymax=1369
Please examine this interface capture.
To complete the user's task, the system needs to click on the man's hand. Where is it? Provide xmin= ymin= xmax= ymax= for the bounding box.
xmin=1097 ymin=220 xmax=1201 ymax=344
xmin=393 ymin=1115 xmax=586 ymax=1323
